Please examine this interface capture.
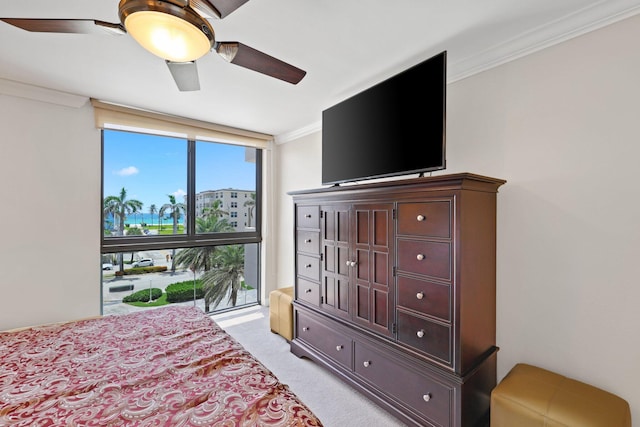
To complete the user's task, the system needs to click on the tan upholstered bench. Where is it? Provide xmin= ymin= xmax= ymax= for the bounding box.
xmin=269 ymin=287 xmax=294 ymax=341
xmin=491 ymin=363 xmax=631 ymax=427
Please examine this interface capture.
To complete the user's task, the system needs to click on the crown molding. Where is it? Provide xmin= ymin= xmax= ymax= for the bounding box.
xmin=277 ymin=1 xmax=640 ymax=142
xmin=275 ymin=120 xmax=321 ymax=144
xmin=0 ymin=78 xmax=88 ymax=108
xmin=449 ymin=0 xmax=640 ymax=82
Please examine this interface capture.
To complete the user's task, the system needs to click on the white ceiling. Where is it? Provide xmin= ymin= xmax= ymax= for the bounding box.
xmin=1 ymin=0 xmax=639 ymax=141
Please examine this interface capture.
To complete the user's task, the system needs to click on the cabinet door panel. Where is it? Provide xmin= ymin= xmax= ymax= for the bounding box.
xmin=355 ymin=209 xmax=370 ymax=245
xmin=323 ymin=274 xmax=350 ymax=317
xmin=321 ymin=205 xmax=351 ymax=318
xmin=351 ymin=203 xmax=394 ymax=337
xmin=372 ymin=288 xmax=389 ymax=329
xmin=324 ymin=205 xmax=350 ymax=244
xmin=355 ymin=283 xmax=370 ymax=321
xmin=355 ymin=248 xmax=370 ymax=282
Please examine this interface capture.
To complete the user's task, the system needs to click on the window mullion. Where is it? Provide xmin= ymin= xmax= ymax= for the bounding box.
xmin=187 ymin=139 xmax=196 ymax=236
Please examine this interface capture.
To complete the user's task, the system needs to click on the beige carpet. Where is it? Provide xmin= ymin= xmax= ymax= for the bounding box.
xmin=212 ymin=305 xmax=407 ymax=427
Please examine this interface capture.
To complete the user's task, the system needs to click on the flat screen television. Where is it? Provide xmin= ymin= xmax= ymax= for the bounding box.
xmin=321 ymin=50 xmax=447 ymax=186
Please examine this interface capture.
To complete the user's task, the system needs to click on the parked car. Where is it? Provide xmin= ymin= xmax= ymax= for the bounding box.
xmin=102 ymin=263 xmax=113 ymax=270
xmin=132 ymin=258 xmax=154 ymax=268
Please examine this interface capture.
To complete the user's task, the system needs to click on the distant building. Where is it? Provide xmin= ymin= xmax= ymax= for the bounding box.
xmin=195 ymin=189 xmax=256 ymax=231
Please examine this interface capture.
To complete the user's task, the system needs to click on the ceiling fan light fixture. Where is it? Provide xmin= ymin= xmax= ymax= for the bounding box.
xmin=120 ymin=0 xmax=215 ymax=63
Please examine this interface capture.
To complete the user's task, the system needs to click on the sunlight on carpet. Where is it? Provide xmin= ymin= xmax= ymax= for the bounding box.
xmin=213 ymin=306 xmax=265 ymax=328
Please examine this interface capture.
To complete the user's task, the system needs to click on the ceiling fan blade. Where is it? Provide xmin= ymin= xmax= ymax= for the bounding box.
xmin=166 ymin=61 xmax=201 ymax=91
xmin=215 ymin=42 xmax=306 ymax=85
xmin=0 ymin=18 xmax=125 ymax=35
xmin=192 ymin=0 xmax=248 ymax=19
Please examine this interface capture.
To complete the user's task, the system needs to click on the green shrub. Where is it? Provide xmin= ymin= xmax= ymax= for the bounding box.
xmin=127 ymin=293 xmax=169 ymax=307
xmin=166 ymin=280 xmax=204 ymax=303
xmin=115 ymin=265 xmax=167 ymax=276
xmin=123 ymin=287 xmax=163 ymax=303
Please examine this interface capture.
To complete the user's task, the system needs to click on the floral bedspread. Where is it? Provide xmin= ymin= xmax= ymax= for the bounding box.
xmin=0 ymin=305 xmax=322 ymax=426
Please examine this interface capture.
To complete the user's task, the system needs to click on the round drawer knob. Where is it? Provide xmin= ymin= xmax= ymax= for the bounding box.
xmin=417 ymin=329 xmax=425 ymax=338
xmin=336 ymin=345 xmax=343 ymax=351
xmin=305 ymin=288 xmax=312 ymax=293
xmin=305 ymin=214 xmax=312 ymax=218
xmin=417 ymin=214 xmax=425 ymax=222
xmin=416 ymin=253 xmax=425 ymax=261
xmin=302 ymin=327 xmax=309 ymax=332
xmin=305 ymin=264 xmax=312 ymax=268
xmin=305 ymin=239 xmax=312 ymax=243
xmin=423 ymin=393 xmax=431 ymax=402
xmin=363 ymin=361 xmax=371 ymax=368
xmin=346 ymin=260 xmax=351 ymax=266
xmin=350 ymin=261 xmax=356 ymax=267
xmin=416 ymin=292 xmax=425 ymax=300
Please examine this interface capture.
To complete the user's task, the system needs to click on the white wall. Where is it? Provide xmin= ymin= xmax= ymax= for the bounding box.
xmin=0 ymin=94 xmax=101 ymax=330
xmin=274 ymin=131 xmax=322 ymax=290
xmin=275 ymin=14 xmax=640 ymax=423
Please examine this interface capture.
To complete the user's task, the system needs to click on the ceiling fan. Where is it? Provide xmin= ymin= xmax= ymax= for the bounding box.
xmin=0 ymin=0 xmax=307 ymax=91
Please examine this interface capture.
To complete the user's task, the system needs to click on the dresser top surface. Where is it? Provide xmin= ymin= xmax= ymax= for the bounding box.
xmin=288 ymin=172 xmax=506 ymax=198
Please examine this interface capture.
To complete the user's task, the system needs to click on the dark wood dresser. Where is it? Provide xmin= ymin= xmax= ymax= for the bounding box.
xmin=289 ymin=173 xmax=506 ymax=427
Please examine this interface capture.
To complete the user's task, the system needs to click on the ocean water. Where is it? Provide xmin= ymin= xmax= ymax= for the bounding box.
xmin=105 ymin=213 xmax=184 ymax=226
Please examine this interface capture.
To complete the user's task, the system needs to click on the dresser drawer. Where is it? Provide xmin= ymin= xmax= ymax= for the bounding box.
xmin=397 ymin=239 xmax=451 ymax=280
xmin=296 ymin=278 xmax=320 ymax=306
xmin=397 ymin=276 xmax=451 ymax=322
xmin=296 ymin=230 xmax=320 ymax=255
xmin=354 ymin=340 xmax=452 ymax=426
xmin=297 ymin=254 xmax=320 ymax=281
xmin=397 ymin=201 xmax=451 ymax=238
xmin=397 ymin=311 xmax=451 ymax=365
xmin=297 ymin=205 xmax=320 ymax=229
xmin=296 ymin=310 xmax=353 ymax=368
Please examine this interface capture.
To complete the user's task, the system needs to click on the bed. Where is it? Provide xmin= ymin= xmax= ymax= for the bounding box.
xmin=0 ymin=305 xmax=323 ymax=426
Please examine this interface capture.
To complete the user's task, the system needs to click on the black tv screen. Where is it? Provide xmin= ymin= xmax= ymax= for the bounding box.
xmin=321 ymin=51 xmax=446 ymax=185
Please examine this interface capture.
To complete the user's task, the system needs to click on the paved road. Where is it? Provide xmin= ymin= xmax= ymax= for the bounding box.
xmin=101 ymin=266 xmax=258 ymax=316
xmin=103 ymin=269 xmax=193 ymax=300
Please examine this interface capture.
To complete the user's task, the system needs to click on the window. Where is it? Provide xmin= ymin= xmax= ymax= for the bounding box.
xmin=101 ymin=129 xmax=262 ymax=316
xmin=103 ymin=132 xmax=187 ymax=237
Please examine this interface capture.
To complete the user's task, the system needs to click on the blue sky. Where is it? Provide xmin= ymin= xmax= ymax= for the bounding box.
xmin=103 ymin=130 xmax=256 ymax=210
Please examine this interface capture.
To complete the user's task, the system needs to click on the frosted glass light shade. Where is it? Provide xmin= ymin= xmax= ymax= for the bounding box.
xmin=124 ymin=11 xmax=212 ymax=62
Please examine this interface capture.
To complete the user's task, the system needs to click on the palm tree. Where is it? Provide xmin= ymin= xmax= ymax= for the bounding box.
xmin=201 ymin=245 xmax=245 ymax=311
xmin=195 ymin=213 xmax=234 ymax=234
xmin=202 ymin=199 xmax=228 ymax=219
xmin=103 ymin=188 xmax=143 ymax=271
xmin=173 ymin=215 xmax=235 ymax=277
xmin=125 ymin=227 xmax=144 ymax=263
xmin=159 ymin=194 xmax=186 ymax=271
xmin=174 ymin=246 xmax=217 ymax=275
xmin=244 ymin=192 xmax=256 ymax=228
xmin=149 ymin=204 xmax=157 ymax=228
xmin=173 ymin=215 xmax=236 ymax=310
